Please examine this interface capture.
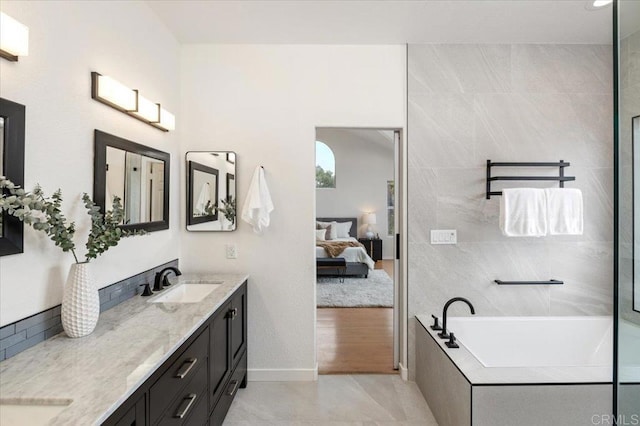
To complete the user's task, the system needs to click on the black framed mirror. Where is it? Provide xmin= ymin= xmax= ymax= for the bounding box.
xmin=187 ymin=161 xmax=219 ymax=225
xmin=0 ymin=98 xmax=25 ymax=256
xmin=94 ymin=130 xmax=170 ymax=232
xmin=186 ymin=151 xmax=237 ymax=231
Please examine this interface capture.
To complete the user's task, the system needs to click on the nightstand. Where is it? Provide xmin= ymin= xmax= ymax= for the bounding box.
xmin=358 ymin=238 xmax=382 ymax=261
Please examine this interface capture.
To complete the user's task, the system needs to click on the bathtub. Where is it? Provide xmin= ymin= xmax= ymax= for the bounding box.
xmin=415 ymin=315 xmax=613 ymax=426
xmin=446 ymin=316 xmax=612 ymax=368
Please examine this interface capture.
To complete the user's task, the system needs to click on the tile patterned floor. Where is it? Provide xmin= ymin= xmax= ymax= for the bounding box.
xmin=225 ymin=374 xmax=438 ymax=425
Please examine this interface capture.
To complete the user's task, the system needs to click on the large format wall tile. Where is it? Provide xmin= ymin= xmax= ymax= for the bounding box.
xmin=408 ymin=43 xmax=614 ymax=376
xmin=408 ymin=44 xmax=511 ymax=94
xmin=472 ymin=384 xmax=612 ymax=426
xmin=408 ymin=93 xmax=476 ymax=168
xmin=512 ymin=44 xmax=611 ymax=94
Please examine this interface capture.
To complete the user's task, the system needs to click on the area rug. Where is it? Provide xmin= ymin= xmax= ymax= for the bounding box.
xmin=316 ymin=269 xmax=393 ymax=308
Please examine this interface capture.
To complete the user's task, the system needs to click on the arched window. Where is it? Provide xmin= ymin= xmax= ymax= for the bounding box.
xmin=316 ymin=141 xmax=335 ymax=188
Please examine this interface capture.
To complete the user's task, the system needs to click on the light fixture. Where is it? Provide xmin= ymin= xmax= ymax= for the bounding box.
xmin=363 ymin=213 xmax=377 ymax=239
xmin=0 ymin=12 xmax=29 ymax=61
xmin=92 ymin=73 xmax=137 ymax=111
xmin=91 ymin=72 xmax=175 ymax=132
xmin=585 ymin=0 xmax=612 ymax=10
xmin=130 ymin=94 xmax=160 ymax=123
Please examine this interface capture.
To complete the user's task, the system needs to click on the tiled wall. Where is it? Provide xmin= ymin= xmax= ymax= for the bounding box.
xmin=407 ymin=44 xmax=613 ymax=376
xmin=0 ymin=259 xmax=178 ymax=361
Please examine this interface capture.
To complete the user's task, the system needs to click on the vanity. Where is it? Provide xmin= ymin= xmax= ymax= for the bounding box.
xmin=0 ymin=274 xmax=248 ymax=426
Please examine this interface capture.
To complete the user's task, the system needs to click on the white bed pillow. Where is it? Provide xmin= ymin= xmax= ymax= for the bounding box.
xmin=317 ymin=220 xmax=352 ymax=239
xmin=335 ymin=221 xmax=352 ymax=238
xmin=315 ymin=229 xmax=326 ymax=241
xmin=325 ymin=223 xmax=338 ymax=240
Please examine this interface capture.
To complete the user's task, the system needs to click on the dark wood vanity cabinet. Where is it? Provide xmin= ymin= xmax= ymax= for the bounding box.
xmin=103 ymin=281 xmax=248 ymax=426
xmin=111 ymin=394 xmax=145 ymax=426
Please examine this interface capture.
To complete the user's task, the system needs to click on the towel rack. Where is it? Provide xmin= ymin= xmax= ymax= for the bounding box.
xmin=486 ymin=160 xmax=575 ymax=199
xmin=494 ymin=279 xmax=563 ymax=285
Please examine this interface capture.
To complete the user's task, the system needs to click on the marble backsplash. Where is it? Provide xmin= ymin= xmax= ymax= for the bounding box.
xmin=407 ymin=43 xmax=614 ymax=376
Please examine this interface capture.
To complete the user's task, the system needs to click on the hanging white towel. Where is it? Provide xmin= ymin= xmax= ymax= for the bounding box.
xmin=545 ymin=188 xmax=583 ymax=235
xmin=195 ymin=183 xmax=211 ymax=215
xmin=500 ymin=188 xmax=548 ymax=237
xmin=241 ymin=166 xmax=274 ymax=234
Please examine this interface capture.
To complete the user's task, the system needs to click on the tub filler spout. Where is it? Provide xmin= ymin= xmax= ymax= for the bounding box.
xmin=438 ymin=297 xmax=476 ymax=342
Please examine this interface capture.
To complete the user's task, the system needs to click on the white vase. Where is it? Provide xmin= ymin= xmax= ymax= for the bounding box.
xmin=61 ymin=262 xmax=100 ymax=338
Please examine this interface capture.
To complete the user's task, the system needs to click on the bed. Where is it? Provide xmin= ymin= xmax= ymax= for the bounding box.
xmin=316 ymin=217 xmax=375 ymax=278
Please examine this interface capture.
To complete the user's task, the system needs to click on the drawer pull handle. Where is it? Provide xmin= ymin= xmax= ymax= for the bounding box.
xmin=174 ymin=393 xmax=197 ymax=419
xmin=226 ymin=379 xmax=240 ymax=397
xmin=175 ymin=358 xmax=197 ymax=379
xmin=229 ymin=308 xmax=238 ymax=319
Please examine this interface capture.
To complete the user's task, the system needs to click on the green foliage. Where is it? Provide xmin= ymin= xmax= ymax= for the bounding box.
xmin=216 ymin=196 xmax=236 ymax=225
xmin=316 ymin=165 xmax=335 ymax=188
xmin=82 ymin=193 xmax=145 ymax=261
xmin=0 ymin=176 xmax=145 ymax=263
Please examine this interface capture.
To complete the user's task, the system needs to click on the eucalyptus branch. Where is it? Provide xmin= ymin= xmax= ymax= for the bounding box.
xmin=82 ymin=194 xmax=145 ymax=262
xmin=0 ymin=176 xmax=145 ymax=263
xmin=216 ymin=196 xmax=236 ymax=225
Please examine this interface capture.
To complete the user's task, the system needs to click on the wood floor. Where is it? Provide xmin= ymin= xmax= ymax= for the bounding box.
xmin=317 ymin=260 xmax=395 ymax=375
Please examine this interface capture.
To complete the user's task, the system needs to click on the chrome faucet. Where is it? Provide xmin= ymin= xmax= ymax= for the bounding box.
xmin=153 ymin=266 xmax=182 ymax=291
xmin=438 ymin=297 xmax=475 ymax=341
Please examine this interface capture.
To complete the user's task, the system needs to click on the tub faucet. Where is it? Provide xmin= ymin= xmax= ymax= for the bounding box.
xmin=438 ymin=297 xmax=475 ymax=339
xmin=153 ymin=266 xmax=182 ymax=291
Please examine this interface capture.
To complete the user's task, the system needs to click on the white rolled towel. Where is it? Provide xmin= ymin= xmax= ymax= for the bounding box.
xmin=545 ymin=188 xmax=583 ymax=235
xmin=500 ymin=188 xmax=548 ymax=237
xmin=241 ymin=166 xmax=274 ymax=234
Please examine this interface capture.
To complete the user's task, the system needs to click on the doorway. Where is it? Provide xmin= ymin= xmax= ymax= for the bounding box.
xmin=314 ymin=127 xmax=403 ymax=374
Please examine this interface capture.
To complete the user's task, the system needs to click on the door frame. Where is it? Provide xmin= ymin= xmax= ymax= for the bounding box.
xmin=313 ymin=126 xmax=407 ymax=376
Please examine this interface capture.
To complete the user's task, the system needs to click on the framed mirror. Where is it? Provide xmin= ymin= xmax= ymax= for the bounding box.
xmin=0 ymin=98 xmax=25 ymax=256
xmin=94 ymin=130 xmax=170 ymax=232
xmin=186 ymin=151 xmax=237 ymax=231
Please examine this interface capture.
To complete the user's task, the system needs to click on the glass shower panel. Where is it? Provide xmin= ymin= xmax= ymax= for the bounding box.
xmin=617 ymin=0 xmax=640 ymax=420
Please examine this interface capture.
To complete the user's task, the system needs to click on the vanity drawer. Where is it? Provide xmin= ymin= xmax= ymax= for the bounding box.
xmin=150 ymin=329 xmax=209 ymax=424
xmin=209 ymin=350 xmax=247 ymax=426
xmin=156 ymin=360 xmax=208 ymax=426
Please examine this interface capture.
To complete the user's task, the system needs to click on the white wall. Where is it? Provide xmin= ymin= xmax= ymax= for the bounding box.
xmin=180 ymin=45 xmax=405 ymax=379
xmin=0 ymin=1 xmax=181 ymax=326
xmin=315 ymin=128 xmax=395 ymax=259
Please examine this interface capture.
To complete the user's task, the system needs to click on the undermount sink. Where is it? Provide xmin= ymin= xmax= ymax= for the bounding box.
xmin=0 ymin=398 xmax=72 ymax=426
xmin=149 ymin=283 xmax=220 ymax=303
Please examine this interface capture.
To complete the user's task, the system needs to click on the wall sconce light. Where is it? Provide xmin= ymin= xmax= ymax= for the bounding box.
xmin=0 ymin=12 xmax=29 ymax=62
xmin=91 ymin=72 xmax=175 ymax=132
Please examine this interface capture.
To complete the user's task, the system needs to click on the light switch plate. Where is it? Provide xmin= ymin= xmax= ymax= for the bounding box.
xmin=430 ymin=229 xmax=457 ymax=245
xmin=226 ymin=244 xmax=238 ymax=259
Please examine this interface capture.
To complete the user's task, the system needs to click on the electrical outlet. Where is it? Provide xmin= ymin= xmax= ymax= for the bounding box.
xmin=226 ymin=244 xmax=238 ymax=259
xmin=430 ymin=229 xmax=457 ymax=245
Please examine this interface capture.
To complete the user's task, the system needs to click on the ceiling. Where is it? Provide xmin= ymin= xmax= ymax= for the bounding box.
xmin=146 ymin=0 xmax=614 ymax=45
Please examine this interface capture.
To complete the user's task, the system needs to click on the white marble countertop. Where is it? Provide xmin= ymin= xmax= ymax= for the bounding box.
xmin=0 ymin=273 xmax=249 ymax=425
xmin=416 ymin=314 xmax=612 ymax=385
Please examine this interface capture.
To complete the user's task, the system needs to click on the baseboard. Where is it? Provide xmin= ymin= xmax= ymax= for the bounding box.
xmin=248 ymin=365 xmax=318 ymax=382
xmin=398 ymin=362 xmax=409 ymax=381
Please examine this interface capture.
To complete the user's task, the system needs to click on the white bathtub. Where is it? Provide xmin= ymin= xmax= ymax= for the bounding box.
xmin=415 ymin=315 xmax=614 ymax=426
xmin=446 ymin=316 xmax=613 ymax=368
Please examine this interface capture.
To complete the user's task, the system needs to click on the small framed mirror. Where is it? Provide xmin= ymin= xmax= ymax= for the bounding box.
xmin=0 ymin=98 xmax=25 ymax=256
xmin=186 ymin=151 xmax=237 ymax=231
xmin=94 ymin=130 xmax=170 ymax=232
